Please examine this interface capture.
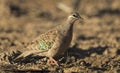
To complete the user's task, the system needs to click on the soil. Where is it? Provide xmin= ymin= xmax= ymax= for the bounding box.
xmin=0 ymin=0 xmax=120 ymax=73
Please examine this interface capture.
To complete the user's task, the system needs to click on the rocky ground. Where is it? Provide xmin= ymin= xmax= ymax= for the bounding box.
xmin=0 ymin=0 xmax=120 ymax=73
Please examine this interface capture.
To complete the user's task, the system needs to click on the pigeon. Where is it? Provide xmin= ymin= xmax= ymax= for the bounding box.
xmin=15 ymin=12 xmax=83 ymax=66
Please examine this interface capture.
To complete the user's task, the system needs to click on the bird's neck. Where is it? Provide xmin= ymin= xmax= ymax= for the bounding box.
xmin=57 ymin=19 xmax=76 ymax=34
xmin=65 ymin=18 xmax=76 ymax=31
xmin=63 ymin=20 xmax=74 ymax=34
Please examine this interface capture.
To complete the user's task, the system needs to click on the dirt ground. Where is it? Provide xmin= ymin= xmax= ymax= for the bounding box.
xmin=0 ymin=0 xmax=120 ymax=73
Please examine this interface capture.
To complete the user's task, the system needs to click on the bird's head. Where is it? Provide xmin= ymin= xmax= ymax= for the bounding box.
xmin=67 ymin=12 xmax=83 ymax=24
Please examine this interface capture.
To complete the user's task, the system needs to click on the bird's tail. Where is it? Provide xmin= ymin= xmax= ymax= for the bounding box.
xmin=14 ymin=50 xmax=48 ymax=60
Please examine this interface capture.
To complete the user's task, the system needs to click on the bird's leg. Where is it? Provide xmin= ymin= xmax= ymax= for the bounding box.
xmin=48 ymin=57 xmax=59 ymax=66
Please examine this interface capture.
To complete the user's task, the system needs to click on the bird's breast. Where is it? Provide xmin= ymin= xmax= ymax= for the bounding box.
xmin=57 ymin=29 xmax=73 ymax=54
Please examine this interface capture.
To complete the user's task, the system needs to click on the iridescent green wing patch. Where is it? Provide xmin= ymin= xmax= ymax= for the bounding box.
xmin=37 ymin=40 xmax=53 ymax=50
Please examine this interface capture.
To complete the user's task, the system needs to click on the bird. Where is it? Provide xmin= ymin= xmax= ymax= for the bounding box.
xmin=15 ymin=12 xmax=83 ymax=66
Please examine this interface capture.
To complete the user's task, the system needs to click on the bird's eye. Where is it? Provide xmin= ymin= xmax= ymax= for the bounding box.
xmin=73 ymin=14 xmax=78 ymax=18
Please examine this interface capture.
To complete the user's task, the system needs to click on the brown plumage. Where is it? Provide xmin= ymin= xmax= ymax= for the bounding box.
xmin=15 ymin=12 xmax=83 ymax=65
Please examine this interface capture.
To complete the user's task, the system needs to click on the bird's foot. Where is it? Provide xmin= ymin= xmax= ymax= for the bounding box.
xmin=48 ymin=57 xmax=59 ymax=66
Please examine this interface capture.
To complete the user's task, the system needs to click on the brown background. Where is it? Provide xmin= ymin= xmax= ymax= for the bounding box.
xmin=0 ymin=0 xmax=120 ymax=73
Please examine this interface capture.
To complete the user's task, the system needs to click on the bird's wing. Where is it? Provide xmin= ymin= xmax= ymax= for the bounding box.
xmin=15 ymin=30 xmax=58 ymax=60
xmin=46 ymin=32 xmax=62 ymax=57
xmin=32 ymin=36 xmax=62 ymax=57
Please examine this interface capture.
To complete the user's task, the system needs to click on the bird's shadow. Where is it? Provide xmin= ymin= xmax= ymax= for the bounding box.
xmin=54 ymin=43 xmax=108 ymax=65
xmin=66 ymin=44 xmax=108 ymax=59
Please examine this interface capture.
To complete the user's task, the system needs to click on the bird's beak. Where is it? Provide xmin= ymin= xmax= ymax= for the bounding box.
xmin=78 ymin=15 xmax=84 ymax=25
xmin=78 ymin=15 xmax=83 ymax=20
